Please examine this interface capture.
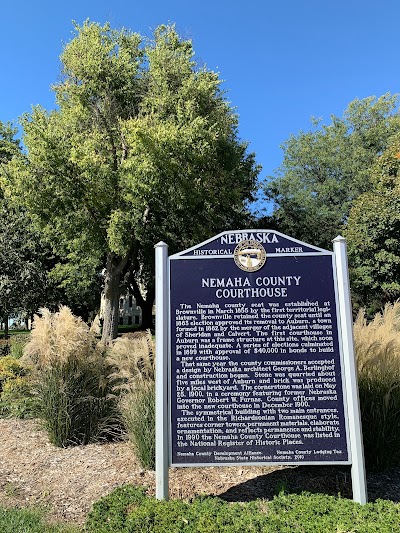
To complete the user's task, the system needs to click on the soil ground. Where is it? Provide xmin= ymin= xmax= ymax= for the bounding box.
xmin=0 ymin=419 xmax=399 ymax=525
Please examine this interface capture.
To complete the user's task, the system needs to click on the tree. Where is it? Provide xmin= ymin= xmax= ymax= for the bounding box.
xmin=4 ymin=22 xmax=259 ymax=343
xmin=346 ymin=133 xmax=400 ymax=314
xmin=0 ymin=201 xmax=50 ymax=333
xmin=0 ymin=122 xmax=54 ymax=334
xmin=265 ymin=94 xmax=400 ymax=248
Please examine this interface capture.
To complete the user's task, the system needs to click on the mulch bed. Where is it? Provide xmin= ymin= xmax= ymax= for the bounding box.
xmin=0 ymin=419 xmax=398 ymax=525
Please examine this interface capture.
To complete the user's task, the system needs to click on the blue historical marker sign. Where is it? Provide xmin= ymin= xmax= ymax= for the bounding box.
xmin=169 ymin=230 xmax=350 ymax=466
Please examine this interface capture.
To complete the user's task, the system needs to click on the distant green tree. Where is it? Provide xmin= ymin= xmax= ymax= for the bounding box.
xmin=346 ymin=134 xmax=400 ymax=314
xmin=265 ymin=94 xmax=400 ymax=247
xmin=0 ymin=202 xmax=49 ymax=331
xmin=4 ymin=22 xmax=259 ymax=343
xmin=0 ymin=122 xmax=53 ymax=334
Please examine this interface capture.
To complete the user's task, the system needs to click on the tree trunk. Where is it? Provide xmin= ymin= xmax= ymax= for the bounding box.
xmin=4 ymin=314 xmax=9 ymax=339
xmin=101 ymin=256 xmax=124 ymax=345
xmin=130 ymin=280 xmax=155 ymax=331
xmin=141 ymin=290 xmax=155 ymax=330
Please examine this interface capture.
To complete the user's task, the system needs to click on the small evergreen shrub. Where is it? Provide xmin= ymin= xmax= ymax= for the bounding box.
xmin=22 ymin=307 xmax=121 ymax=446
xmin=86 ymin=487 xmax=400 ymax=533
xmin=266 ymin=492 xmax=400 ymax=532
xmin=85 ymin=485 xmax=147 ymax=533
xmin=107 ymin=332 xmax=156 ymax=468
xmin=0 ymin=355 xmax=37 ymax=418
xmin=0 ymin=373 xmax=37 ymax=418
xmin=0 ymin=355 xmax=25 ymax=391
xmin=354 ymin=301 xmax=400 ymax=471
xmin=86 ymin=488 xmax=267 ymax=533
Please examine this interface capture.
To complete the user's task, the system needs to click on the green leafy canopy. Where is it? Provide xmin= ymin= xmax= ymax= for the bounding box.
xmin=346 ymin=133 xmax=400 ymax=313
xmin=265 ymin=93 xmax=400 ymax=248
xmin=2 ymin=21 xmax=260 ymax=340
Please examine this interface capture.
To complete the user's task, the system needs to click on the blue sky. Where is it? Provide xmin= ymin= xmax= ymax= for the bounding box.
xmin=2 ymin=0 xmax=400 ymax=212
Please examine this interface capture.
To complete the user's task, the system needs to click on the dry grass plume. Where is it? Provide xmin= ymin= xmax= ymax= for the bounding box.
xmin=354 ymin=300 xmax=400 ymax=377
xmin=106 ymin=330 xmax=155 ymax=391
xmin=22 ymin=306 xmax=100 ymax=369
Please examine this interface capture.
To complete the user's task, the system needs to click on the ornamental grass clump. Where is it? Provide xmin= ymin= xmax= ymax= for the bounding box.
xmin=22 ymin=307 xmax=120 ymax=447
xmin=10 ymin=334 xmax=29 ymax=359
xmin=107 ymin=331 xmax=156 ymax=469
xmin=354 ymin=301 xmax=400 ymax=471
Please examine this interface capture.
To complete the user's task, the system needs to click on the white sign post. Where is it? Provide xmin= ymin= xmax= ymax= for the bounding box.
xmin=155 ymin=241 xmax=169 ymax=500
xmin=333 ymin=236 xmax=367 ymax=504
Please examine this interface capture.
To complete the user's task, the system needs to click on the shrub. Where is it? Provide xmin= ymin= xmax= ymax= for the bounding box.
xmin=0 ymin=355 xmax=25 ymax=391
xmin=354 ymin=301 xmax=400 ymax=470
xmin=107 ymin=332 xmax=156 ymax=468
xmin=86 ymin=487 xmax=400 ymax=533
xmin=85 ymin=485 xmax=147 ymax=533
xmin=0 ymin=374 xmax=37 ymax=418
xmin=86 ymin=487 xmax=267 ymax=533
xmin=0 ymin=355 xmax=36 ymax=418
xmin=22 ymin=307 xmax=121 ymax=447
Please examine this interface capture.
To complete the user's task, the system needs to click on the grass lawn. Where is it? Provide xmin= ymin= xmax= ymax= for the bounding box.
xmin=0 ymin=506 xmax=80 ymax=533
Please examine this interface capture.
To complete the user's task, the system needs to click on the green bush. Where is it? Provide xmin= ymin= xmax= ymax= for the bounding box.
xmin=266 ymin=492 xmax=400 ymax=532
xmin=0 ymin=355 xmax=37 ymax=418
xmin=86 ymin=488 xmax=268 ymax=533
xmin=0 ymin=373 xmax=37 ymax=418
xmin=22 ymin=307 xmax=122 ymax=447
xmin=86 ymin=487 xmax=400 ymax=533
xmin=0 ymin=355 xmax=25 ymax=390
xmin=85 ymin=485 xmax=147 ymax=533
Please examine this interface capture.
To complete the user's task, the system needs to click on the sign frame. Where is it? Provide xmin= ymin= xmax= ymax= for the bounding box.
xmin=155 ymin=230 xmax=367 ymax=503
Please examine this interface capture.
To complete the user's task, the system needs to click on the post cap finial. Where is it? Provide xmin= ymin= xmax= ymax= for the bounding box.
xmin=332 ymin=235 xmax=346 ymax=243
